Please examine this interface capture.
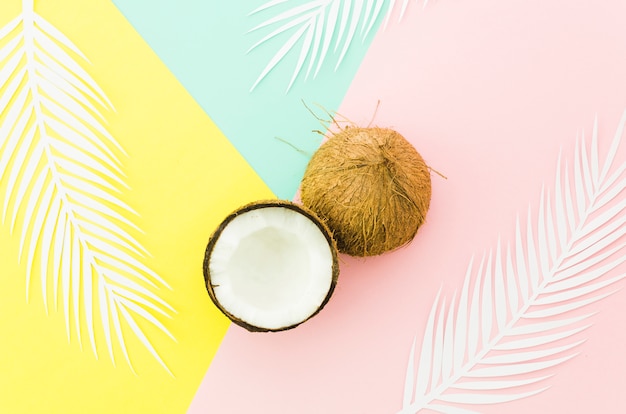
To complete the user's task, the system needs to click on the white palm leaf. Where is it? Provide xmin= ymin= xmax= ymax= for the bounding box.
xmin=247 ymin=0 xmax=425 ymax=92
xmin=0 ymin=0 xmax=175 ymax=374
xmin=399 ymin=112 xmax=626 ymax=414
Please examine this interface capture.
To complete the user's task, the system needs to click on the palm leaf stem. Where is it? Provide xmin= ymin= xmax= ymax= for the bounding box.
xmin=21 ymin=10 xmax=100 ymax=353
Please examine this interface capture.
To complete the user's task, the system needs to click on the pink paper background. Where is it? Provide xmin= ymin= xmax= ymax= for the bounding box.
xmin=189 ymin=1 xmax=626 ymax=413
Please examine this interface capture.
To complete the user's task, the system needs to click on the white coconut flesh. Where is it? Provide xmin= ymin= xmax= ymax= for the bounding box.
xmin=208 ymin=206 xmax=335 ymax=330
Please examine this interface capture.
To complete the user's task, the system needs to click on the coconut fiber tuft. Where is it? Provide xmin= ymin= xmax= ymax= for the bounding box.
xmin=301 ymin=127 xmax=432 ymax=257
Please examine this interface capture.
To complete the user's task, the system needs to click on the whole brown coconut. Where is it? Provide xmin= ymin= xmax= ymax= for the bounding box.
xmin=300 ymin=127 xmax=432 ymax=257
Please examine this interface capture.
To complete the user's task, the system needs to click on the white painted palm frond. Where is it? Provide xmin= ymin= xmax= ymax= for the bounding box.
xmin=247 ymin=0 xmax=425 ymax=92
xmin=0 ymin=0 xmax=174 ymax=374
xmin=399 ymin=111 xmax=626 ymax=414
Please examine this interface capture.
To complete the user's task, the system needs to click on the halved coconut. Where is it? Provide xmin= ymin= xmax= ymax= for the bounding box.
xmin=203 ymin=200 xmax=339 ymax=332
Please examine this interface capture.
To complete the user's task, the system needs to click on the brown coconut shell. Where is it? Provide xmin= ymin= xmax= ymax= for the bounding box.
xmin=203 ymin=199 xmax=339 ymax=332
xmin=300 ymin=127 xmax=432 ymax=257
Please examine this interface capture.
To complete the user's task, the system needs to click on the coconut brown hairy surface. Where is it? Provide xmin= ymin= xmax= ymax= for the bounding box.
xmin=301 ymin=127 xmax=432 ymax=257
xmin=203 ymin=200 xmax=339 ymax=332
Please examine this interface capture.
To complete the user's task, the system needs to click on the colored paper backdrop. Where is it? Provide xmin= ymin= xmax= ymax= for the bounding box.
xmin=112 ymin=0 xmax=385 ymax=200
xmin=189 ymin=1 xmax=626 ymax=413
xmin=1 ymin=0 xmax=625 ymax=413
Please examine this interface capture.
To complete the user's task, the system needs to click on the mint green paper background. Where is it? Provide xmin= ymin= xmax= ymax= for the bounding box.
xmin=111 ymin=0 xmax=385 ymax=199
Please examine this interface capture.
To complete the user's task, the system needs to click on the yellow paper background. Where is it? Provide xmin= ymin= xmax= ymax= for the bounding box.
xmin=0 ymin=0 xmax=274 ymax=412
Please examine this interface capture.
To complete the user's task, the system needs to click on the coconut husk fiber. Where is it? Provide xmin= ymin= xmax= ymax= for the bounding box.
xmin=300 ymin=127 xmax=432 ymax=257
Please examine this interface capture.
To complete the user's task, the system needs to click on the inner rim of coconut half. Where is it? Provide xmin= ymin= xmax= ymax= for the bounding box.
xmin=208 ymin=206 xmax=334 ymax=330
